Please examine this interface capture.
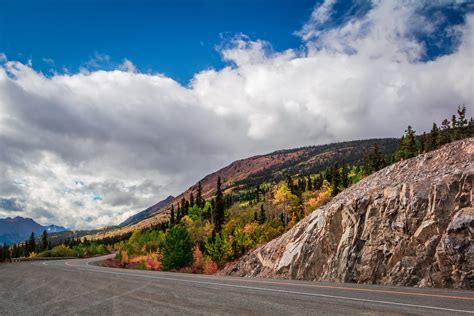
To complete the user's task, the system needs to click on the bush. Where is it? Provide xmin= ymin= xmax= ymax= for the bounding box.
xmin=36 ymin=245 xmax=76 ymax=257
xmin=159 ymin=225 xmax=193 ymax=271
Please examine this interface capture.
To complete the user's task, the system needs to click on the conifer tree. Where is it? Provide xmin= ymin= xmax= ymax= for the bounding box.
xmin=395 ymin=126 xmax=418 ymax=160
xmin=306 ymin=175 xmax=313 ymax=191
xmin=428 ymin=123 xmax=439 ymax=151
xmin=190 ymin=193 xmax=195 ymax=207
xmin=213 ymin=176 xmax=225 ymax=234
xmin=196 ymin=181 xmax=204 ymax=208
xmin=438 ymin=119 xmax=451 ymax=146
xmin=419 ymin=132 xmax=426 ymax=153
xmin=28 ymin=232 xmax=36 ymax=254
xmin=42 ymin=230 xmax=48 ymax=251
xmin=258 ymin=204 xmax=266 ymax=224
xmin=341 ymin=165 xmax=349 ymax=189
xmin=330 ymin=164 xmax=340 ymax=196
xmin=364 ymin=143 xmax=384 ymax=174
xmin=170 ymin=205 xmax=175 ymax=226
xmin=286 ymin=175 xmax=294 ymax=194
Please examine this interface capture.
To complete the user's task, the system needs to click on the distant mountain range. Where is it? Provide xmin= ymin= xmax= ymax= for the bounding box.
xmin=120 ymin=195 xmax=175 ymax=226
xmin=0 ymin=216 xmax=67 ymax=245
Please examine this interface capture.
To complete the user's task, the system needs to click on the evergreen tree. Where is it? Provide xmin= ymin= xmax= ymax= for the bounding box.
xmin=457 ymin=104 xmax=467 ymax=128
xmin=286 ymin=175 xmax=294 ymax=194
xmin=395 ymin=126 xmax=418 ymax=160
xmin=213 ymin=176 xmax=225 ymax=234
xmin=254 ymin=210 xmax=258 ymax=222
xmin=456 ymin=104 xmax=468 ymax=139
xmin=170 ymin=205 xmax=175 ymax=226
xmin=306 ymin=175 xmax=313 ymax=191
xmin=419 ymin=132 xmax=426 ymax=153
xmin=340 ymin=165 xmax=349 ymax=189
xmin=28 ymin=232 xmax=36 ymax=254
xmin=364 ymin=143 xmax=384 ymax=175
xmin=159 ymin=225 xmax=193 ymax=271
xmin=313 ymin=175 xmax=322 ymax=191
xmin=258 ymin=204 xmax=266 ymax=224
xmin=190 ymin=193 xmax=195 ymax=207
xmin=427 ymin=123 xmax=439 ymax=151
xmin=41 ymin=230 xmax=48 ymax=251
xmin=438 ymin=119 xmax=451 ymax=146
xmin=196 ymin=181 xmax=204 ymax=208
xmin=330 ymin=164 xmax=340 ymax=196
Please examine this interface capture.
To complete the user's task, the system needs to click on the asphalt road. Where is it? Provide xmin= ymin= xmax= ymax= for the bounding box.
xmin=0 ymin=255 xmax=473 ymax=315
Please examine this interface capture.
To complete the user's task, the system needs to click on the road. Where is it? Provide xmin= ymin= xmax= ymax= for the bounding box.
xmin=0 ymin=255 xmax=472 ymax=315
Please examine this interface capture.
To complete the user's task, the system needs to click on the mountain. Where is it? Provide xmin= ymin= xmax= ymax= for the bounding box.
xmin=102 ymin=138 xmax=398 ymax=238
xmin=120 ymin=195 xmax=175 ymax=227
xmin=222 ymin=138 xmax=473 ymax=289
xmin=0 ymin=216 xmax=67 ymax=245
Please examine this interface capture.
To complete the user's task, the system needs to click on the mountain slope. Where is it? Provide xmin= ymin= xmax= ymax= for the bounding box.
xmin=107 ymin=138 xmax=398 ymax=236
xmin=0 ymin=216 xmax=67 ymax=245
xmin=120 ymin=195 xmax=175 ymax=226
xmin=222 ymin=138 xmax=473 ymax=289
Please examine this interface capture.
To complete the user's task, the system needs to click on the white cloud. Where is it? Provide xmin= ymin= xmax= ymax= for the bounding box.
xmin=0 ymin=2 xmax=472 ymax=229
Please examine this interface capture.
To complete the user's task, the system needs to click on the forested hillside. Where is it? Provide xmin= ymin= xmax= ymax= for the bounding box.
xmin=3 ymin=106 xmax=471 ymax=286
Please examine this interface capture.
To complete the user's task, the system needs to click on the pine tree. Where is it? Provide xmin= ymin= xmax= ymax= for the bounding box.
xmin=170 ymin=205 xmax=175 ymax=226
xmin=42 ymin=230 xmax=48 ymax=251
xmin=306 ymin=176 xmax=313 ymax=191
xmin=196 ymin=181 xmax=204 ymax=208
xmin=419 ymin=132 xmax=426 ymax=153
xmin=28 ymin=232 xmax=36 ymax=255
xmin=330 ymin=164 xmax=340 ymax=196
xmin=258 ymin=204 xmax=266 ymax=224
xmin=340 ymin=165 xmax=349 ymax=189
xmin=364 ymin=143 xmax=384 ymax=175
xmin=427 ymin=123 xmax=439 ymax=151
xmin=438 ymin=119 xmax=451 ymax=146
xmin=457 ymin=104 xmax=467 ymax=128
xmin=213 ymin=176 xmax=225 ymax=234
xmin=395 ymin=126 xmax=418 ymax=160
xmin=286 ymin=175 xmax=294 ymax=194
xmin=312 ymin=175 xmax=321 ymax=191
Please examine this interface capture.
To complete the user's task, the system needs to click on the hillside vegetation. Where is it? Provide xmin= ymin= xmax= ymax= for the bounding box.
xmin=2 ymin=106 xmax=472 ymax=287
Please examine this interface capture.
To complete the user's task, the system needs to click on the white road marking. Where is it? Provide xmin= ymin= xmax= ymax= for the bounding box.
xmin=46 ymin=260 xmax=474 ymax=315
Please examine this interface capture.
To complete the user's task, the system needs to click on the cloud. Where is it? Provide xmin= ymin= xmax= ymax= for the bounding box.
xmin=0 ymin=198 xmax=24 ymax=212
xmin=0 ymin=1 xmax=472 ymax=229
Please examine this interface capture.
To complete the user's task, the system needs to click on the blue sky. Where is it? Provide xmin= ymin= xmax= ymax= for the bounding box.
xmin=1 ymin=0 xmax=316 ymax=83
xmin=2 ymin=0 xmax=471 ymax=84
xmin=0 ymin=0 xmax=473 ymax=229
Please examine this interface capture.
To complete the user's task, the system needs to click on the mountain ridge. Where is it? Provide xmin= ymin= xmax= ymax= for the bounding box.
xmin=106 ymin=138 xmax=398 ymax=236
xmin=0 ymin=216 xmax=67 ymax=245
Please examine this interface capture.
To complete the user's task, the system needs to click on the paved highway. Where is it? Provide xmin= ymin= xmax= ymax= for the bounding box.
xmin=0 ymin=255 xmax=473 ymax=315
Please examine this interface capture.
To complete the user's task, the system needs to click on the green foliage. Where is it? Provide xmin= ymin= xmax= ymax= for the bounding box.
xmin=159 ymin=225 xmax=193 ymax=271
xmin=395 ymin=126 xmax=419 ymax=161
xmin=37 ymin=245 xmax=76 ymax=257
xmin=204 ymin=232 xmax=233 ymax=267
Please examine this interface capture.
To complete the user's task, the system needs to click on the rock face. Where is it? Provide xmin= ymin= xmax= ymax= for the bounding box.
xmin=223 ymin=138 xmax=474 ymax=289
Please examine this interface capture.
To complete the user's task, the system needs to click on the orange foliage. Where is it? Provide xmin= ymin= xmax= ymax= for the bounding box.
xmin=202 ymin=256 xmax=218 ymax=274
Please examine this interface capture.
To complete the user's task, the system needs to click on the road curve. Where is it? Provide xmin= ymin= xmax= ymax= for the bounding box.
xmin=0 ymin=255 xmax=473 ymax=315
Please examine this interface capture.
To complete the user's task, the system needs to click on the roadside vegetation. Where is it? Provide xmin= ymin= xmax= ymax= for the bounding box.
xmin=1 ymin=106 xmax=472 ymax=272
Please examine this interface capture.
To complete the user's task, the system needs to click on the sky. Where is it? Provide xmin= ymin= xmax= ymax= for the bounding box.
xmin=0 ymin=0 xmax=473 ymax=229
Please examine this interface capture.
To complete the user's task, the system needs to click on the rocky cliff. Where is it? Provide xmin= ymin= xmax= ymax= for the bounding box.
xmin=222 ymin=138 xmax=473 ymax=289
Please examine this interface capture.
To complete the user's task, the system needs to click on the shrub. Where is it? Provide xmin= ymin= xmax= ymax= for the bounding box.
xmin=36 ymin=245 xmax=76 ymax=257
